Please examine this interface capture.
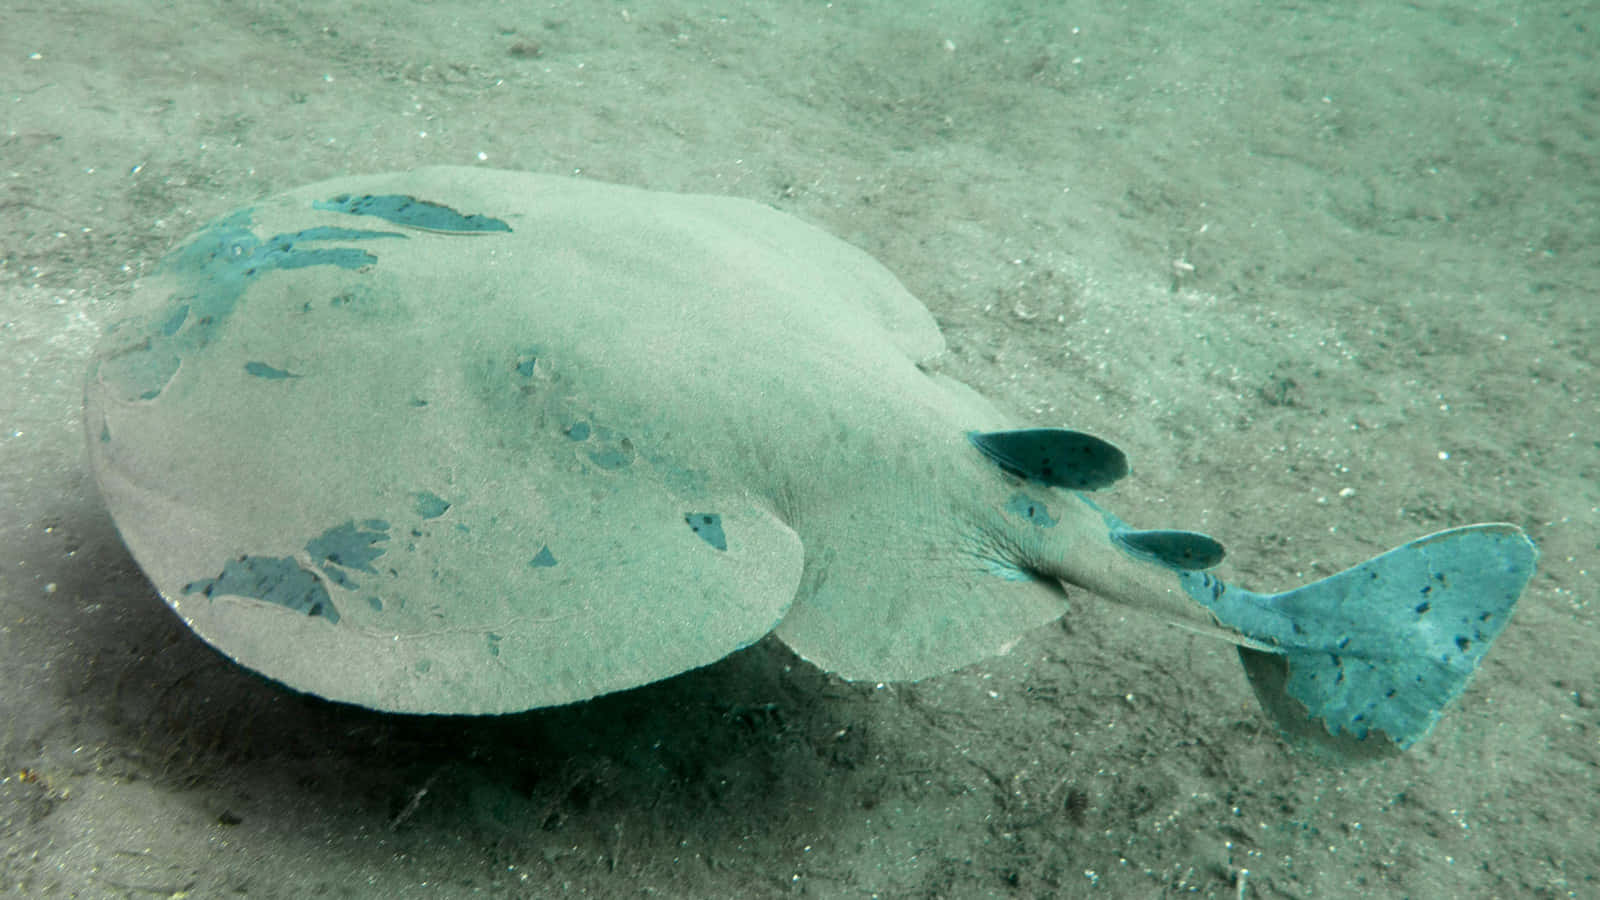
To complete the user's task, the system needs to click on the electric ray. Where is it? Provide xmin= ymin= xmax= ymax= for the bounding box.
xmin=84 ymin=167 xmax=1537 ymax=759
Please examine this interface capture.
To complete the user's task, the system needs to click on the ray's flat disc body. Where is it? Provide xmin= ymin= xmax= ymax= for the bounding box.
xmin=85 ymin=168 xmax=1067 ymax=713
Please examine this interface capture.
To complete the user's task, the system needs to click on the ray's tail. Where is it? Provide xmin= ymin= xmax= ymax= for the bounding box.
xmin=966 ymin=428 xmax=1538 ymax=760
xmin=1183 ymin=524 xmax=1538 ymax=760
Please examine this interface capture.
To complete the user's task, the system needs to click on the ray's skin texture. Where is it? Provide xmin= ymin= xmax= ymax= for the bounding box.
xmin=86 ymin=169 xmax=1534 ymax=759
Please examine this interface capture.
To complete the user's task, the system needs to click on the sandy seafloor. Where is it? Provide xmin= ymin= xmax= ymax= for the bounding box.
xmin=2 ymin=1 xmax=1596 ymax=897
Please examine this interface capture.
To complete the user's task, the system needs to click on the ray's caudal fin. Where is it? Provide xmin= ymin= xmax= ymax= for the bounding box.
xmin=969 ymin=428 xmax=1538 ymax=761
xmin=1182 ymin=524 xmax=1536 ymax=760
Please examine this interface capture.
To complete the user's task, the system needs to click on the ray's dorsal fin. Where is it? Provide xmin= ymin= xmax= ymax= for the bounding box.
xmin=968 ymin=428 xmax=1128 ymax=490
xmin=1113 ymin=528 xmax=1226 ymax=570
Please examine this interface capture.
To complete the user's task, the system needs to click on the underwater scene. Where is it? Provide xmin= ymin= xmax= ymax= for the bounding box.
xmin=2 ymin=2 xmax=1594 ymax=897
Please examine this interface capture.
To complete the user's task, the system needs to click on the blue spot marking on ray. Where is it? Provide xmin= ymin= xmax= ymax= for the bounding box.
xmin=1003 ymin=492 xmax=1058 ymax=528
xmin=313 ymin=193 xmax=513 ymax=233
xmin=182 ymin=555 xmax=339 ymax=623
xmin=514 ymin=347 xmax=541 ymax=377
xmin=413 ymin=491 xmax=451 ymax=519
xmin=94 ymin=210 xmax=406 ymax=402
xmin=306 ymin=519 xmax=390 ymax=590
xmin=563 ymin=419 xmax=635 ymax=470
xmin=686 ymin=513 xmax=726 ymax=551
xmin=587 ymin=445 xmax=633 ymax=469
xmin=244 ymin=361 xmax=298 ymax=380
